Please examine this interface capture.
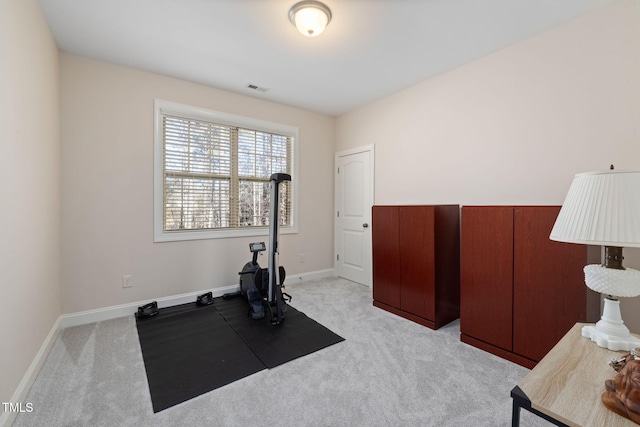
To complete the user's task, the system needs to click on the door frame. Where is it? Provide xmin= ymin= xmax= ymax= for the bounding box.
xmin=334 ymin=144 xmax=375 ymax=286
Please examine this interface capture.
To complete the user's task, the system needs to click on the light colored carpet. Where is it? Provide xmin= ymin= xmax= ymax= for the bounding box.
xmin=13 ymin=277 xmax=552 ymax=426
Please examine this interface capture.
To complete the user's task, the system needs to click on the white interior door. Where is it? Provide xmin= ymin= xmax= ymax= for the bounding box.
xmin=335 ymin=146 xmax=374 ymax=286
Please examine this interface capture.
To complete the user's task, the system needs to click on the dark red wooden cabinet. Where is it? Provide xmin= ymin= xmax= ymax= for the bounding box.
xmin=460 ymin=206 xmax=600 ymax=368
xmin=460 ymin=206 xmax=514 ymax=351
xmin=372 ymin=205 xmax=460 ymax=330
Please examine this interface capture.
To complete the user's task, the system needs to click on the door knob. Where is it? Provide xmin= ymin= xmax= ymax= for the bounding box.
xmin=363 ymin=223 xmax=369 ymax=228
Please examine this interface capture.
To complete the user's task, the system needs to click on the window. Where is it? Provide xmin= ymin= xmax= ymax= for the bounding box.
xmin=154 ymin=100 xmax=297 ymax=242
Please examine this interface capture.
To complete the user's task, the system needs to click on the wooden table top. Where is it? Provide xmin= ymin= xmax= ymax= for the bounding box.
xmin=518 ymin=323 xmax=638 ymax=427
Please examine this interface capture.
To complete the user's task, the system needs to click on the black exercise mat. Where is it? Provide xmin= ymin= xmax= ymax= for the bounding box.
xmin=136 ymin=298 xmax=344 ymax=413
xmin=136 ymin=303 xmax=266 ymax=413
xmin=215 ymin=297 xmax=345 ymax=368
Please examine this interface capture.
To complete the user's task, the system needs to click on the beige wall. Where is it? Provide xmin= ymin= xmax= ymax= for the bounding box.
xmin=59 ymin=54 xmax=335 ymax=314
xmin=0 ymin=0 xmax=61 ymax=407
xmin=4 ymin=0 xmax=640 ymax=408
xmin=336 ymin=0 xmax=640 ymax=331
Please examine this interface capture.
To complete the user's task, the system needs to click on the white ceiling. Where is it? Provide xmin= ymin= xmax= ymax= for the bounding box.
xmin=38 ymin=0 xmax=615 ymax=117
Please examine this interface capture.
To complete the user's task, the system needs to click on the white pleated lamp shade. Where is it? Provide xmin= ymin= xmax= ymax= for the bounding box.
xmin=550 ymin=169 xmax=640 ymax=247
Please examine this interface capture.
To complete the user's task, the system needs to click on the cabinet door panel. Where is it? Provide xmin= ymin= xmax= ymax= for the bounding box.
xmin=461 ymin=206 xmax=514 ymax=351
xmin=372 ymin=206 xmax=400 ymax=307
xmin=399 ymin=206 xmax=435 ymax=320
xmin=513 ymin=206 xmax=588 ymax=361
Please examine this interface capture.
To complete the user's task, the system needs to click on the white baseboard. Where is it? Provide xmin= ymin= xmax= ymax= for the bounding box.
xmin=0 ymin=316 xmax=61 ymax=427
xmin=287 ymin=268 xmax=336 ymax=283
xmin=60 ymin=284 xmax=240 ymax=329
xmin=60 ymin=268 xmax=336 ymax=329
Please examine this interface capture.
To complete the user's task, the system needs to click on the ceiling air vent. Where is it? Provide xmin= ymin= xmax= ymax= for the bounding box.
xmin=246 ymin=83 xmax=269 ymax=93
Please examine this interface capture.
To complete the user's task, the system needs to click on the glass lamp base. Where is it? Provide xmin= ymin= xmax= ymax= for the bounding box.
xmin=582 ymin=298 xmax=640 ymax=351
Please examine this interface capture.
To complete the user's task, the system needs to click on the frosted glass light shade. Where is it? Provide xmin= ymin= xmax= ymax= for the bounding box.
xmin=550 ymin=169 xmax=640 ymax=247
xmin=289 ymin=1 xmax=332 ymax=37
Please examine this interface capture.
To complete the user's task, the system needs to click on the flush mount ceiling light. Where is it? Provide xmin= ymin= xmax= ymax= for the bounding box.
xmin=288 ymin=1 xmax=332 ymax=37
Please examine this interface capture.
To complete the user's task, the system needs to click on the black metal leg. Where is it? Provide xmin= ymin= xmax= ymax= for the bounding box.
xmin=511 ymin=386 xmax=526 ymax=427
xmin=510 ymin=386 xmax=570 ymax=427
xmin=512 ymin=396 xmax=521 ymax=427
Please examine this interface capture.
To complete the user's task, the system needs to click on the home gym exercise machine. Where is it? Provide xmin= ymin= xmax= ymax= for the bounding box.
xmin=140 ymin=173 xmax=292 ymax=323
xmin=234 ymin=173 xmax=292 ymax=325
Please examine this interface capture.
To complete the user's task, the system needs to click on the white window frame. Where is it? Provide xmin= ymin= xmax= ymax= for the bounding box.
xmin=154 ymin=99 xmax=299 ymax=242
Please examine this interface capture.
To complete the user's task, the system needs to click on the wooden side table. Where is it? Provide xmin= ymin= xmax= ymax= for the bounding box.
xmin=511 ymin=323 xmax=638 ymax=427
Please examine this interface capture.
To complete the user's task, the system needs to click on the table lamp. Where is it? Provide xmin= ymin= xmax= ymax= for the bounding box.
xmin=550 ymin=167 xmax=640 ymax=351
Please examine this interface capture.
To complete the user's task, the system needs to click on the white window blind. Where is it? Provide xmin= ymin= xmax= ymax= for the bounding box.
xmin=154 ymin=100 xmax=296 ymax=241
xmin=163 ymin=115 xmax=233 ymax=231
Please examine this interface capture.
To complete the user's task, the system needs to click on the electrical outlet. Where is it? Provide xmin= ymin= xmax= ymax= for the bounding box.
xmin=299 ymin=253 xmax=305 ymax=263
xmin=122 ymin=275 xmax=133 ymax=288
